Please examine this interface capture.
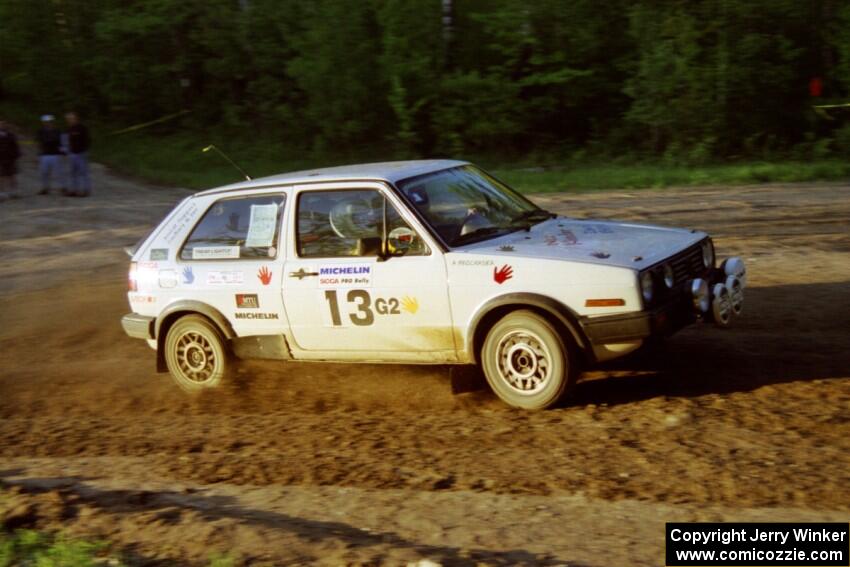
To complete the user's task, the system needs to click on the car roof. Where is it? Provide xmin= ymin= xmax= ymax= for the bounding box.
xmin=195 ymin=159 xmax=469 ymax=197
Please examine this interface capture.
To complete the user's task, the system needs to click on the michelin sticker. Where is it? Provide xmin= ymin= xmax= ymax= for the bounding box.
xmin=318 ymin=263 xmax=372 ymax=288
xmin=234 ymin=312 xmax=279 ymax=320
xmin=192 ymin=245 xmax=240 ymax=260
xmin=245 ymin=204 xmax=278 ymax=248
xmin=206 ymin=270 xmax=245 ymax=285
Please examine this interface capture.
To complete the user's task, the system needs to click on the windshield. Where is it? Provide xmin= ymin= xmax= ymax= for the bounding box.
xmin=395 ymin=165 xmax=551 ymax=246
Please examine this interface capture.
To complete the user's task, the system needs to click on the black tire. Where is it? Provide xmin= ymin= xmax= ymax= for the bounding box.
xmin=164 ymin=314 xmax=232 ymax=392
xmin=481 ymin=310 xmax=576 ymax=410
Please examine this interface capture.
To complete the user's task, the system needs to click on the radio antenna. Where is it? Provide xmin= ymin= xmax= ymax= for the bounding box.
xmin=202 ymin=145 xmax=252 ymax=180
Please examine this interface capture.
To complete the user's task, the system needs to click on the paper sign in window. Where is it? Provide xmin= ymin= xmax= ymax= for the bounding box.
xmin=192 ymin=245 xmax=241 ymax=260
xmin=245 ymin=204 xmax=279 ymax=248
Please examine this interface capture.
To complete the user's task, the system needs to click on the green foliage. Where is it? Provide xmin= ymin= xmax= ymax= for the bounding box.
xmin=1 ymin=0 xmax=849 ymax=162
xmin=0 ymin=529 xmax=236 ymax=567
xmin=377 ymin=0 xmax=442 ymax=156
xmin=623 ymin=1 xmax=816 ymax=157
xmin=0 ymin=530 xmax=117 ymax=567
xmin=624 ymin=5 xmax=707 ymax=152
xmin=831 ymin=5 xmax=850 ymax=94
xmin=208 ymin=553 xmax=236 ymax=567
xmin=834 ymin=124 xmax=850 ymax=156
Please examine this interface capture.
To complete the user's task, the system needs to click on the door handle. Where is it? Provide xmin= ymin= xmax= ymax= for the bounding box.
xmin=289 ymin=268 xmax=319 ymax=279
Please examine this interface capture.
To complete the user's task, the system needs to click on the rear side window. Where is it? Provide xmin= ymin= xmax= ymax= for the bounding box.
xmin=180 ymin=194 xmax=285 ymax=260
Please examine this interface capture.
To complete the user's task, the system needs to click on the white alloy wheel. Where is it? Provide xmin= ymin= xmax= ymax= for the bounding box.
xmin=164 ymin=314 xmax=231 ymax=392
xmin=481 ymin=310 xmax=576 ymax=410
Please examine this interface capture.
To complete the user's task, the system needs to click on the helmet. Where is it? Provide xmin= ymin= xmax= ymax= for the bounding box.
xmin=329 ymin=197 xmax=380 ymax=239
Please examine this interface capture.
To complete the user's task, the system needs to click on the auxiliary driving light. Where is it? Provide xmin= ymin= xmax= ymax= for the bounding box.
xmin=690 ymin=278 xmax=710 ymax=313
xmin=725 ymin=275 xmax=744 ymax=316
xmin=711 ymin=283 xmax=732 ymax=327
xmin=721 ymin=256 xmax=747 ymax=288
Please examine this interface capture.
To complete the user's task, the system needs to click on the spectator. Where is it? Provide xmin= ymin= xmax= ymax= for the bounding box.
xmin=65 ymin=112 xmax=91 ymax=197
xmin=0 ymin=120 xmax=21 ymax=200
xmin=37 ymin=115 xmax=65 ymax=195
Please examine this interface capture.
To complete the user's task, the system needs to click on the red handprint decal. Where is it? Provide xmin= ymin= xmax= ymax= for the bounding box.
xmin=257 ymin=266 xmax=272 ymax=285
xmin=493 ymin=264 xmax=513 ymax=284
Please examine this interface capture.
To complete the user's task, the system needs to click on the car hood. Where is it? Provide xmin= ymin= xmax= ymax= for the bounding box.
xmin=455 ymin=218 xmax=706 ymax=270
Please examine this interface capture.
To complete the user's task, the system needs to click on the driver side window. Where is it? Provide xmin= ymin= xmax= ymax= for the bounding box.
xmin=296 ymin=189 xmax=427 ymax=258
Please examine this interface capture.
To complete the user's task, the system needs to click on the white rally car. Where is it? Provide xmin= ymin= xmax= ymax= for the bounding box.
xmin=122 ymin=160 xmax=746 ymax=409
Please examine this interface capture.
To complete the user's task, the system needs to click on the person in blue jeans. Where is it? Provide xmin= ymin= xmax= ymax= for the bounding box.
xmin=65 ymin=112 xmax=91 ymax=197
xmin=37 ymin=115 xmax=65 ymax=195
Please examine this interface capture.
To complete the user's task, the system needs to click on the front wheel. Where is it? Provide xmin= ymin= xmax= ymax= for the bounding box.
xmin=481 ymin=310 xmax=576 ymax=410
xmin=164 ymin=314 xmax=232 ymax=392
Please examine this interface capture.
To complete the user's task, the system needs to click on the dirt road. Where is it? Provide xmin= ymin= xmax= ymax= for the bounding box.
xmin=1 ymin=145 xmax=848 ymax=565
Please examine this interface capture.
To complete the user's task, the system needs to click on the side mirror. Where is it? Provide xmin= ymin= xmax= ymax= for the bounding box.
xmin=387 ymin=226 xmax=416 ymax=256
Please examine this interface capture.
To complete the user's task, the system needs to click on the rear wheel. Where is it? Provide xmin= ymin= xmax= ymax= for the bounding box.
xmin=481 ymin=310 xmax=576 ymax=410
xmin=164 ymin=314 xmax=231 ymax=392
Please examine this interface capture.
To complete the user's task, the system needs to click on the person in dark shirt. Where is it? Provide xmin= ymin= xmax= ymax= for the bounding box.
xmin=0 ymin=120 xmax=21 ymax=200
xmin=37 ymin=115 xmax=65 ymax=195
xmin=65 ymin=112 xmax=91 ymax=197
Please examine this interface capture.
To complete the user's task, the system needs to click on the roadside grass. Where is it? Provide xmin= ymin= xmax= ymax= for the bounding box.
xmin=0 ymin=530 xmax=119 ymax=567
xmin=492 ymin=161 xmax=850 ymax=193
xmin=93 ymin=130 xmax=331 ymax=190
xmin=91 ymin=131 xmax=850 ymax=194
xmin=0 ymin=529 xmax=235 ymax=567
xmin=88 ymin=134 xmax=850 ymax=193
xmin=4 ymin=101 xmax=849 ymax=193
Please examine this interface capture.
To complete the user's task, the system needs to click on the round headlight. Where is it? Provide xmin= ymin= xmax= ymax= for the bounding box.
xmin=640 ymin=271 xmax=654 ymax=303
xmin=701 ymin=240 xmax=714 ymax=268
xmin=663 ymin=263 xmax=674 ymax=288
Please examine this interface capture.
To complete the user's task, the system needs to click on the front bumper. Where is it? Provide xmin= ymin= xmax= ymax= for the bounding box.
xmin=581 ymin=256 xmax=746 ymax=345
xmin=581 ymin=297 xmax=694 ymax=345
xmin=122 ymin=313 xmax=155 ymax=340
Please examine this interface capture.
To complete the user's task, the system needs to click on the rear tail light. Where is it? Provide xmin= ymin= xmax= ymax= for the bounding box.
xmin=128 ymin=262 xmax=138 ymax=291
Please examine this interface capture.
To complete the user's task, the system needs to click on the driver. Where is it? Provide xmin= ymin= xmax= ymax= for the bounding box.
xmin=329 ymin=194 xmax=423 ymax=257
xmin=329 ymin=195 xmax=382 ymax=256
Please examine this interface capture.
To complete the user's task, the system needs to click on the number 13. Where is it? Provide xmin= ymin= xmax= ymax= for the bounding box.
xmin=324 ymin=289 xmax=374 ymax=326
